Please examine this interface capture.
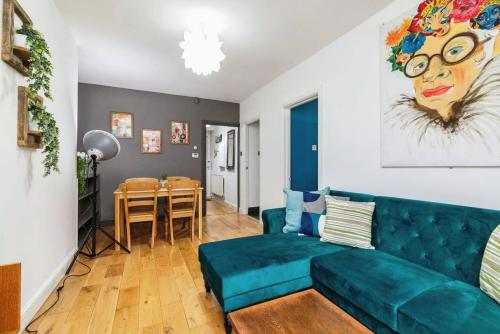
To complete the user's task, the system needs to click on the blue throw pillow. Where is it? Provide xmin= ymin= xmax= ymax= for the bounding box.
xmin=282 ymin=187 xmax=330 ymax=233
xmin=303 ymin=192 xmax=326 ymax=213
xmin=299 ymin=212 xmax=325 ymax=237
xmin=298 ymin=192 xmax=326 ymax=237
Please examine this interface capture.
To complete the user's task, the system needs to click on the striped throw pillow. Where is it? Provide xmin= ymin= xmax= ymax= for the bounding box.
xmin=322 ymin=196 xmax=375 ymax=249
xmin=480 ymin=225 xmax=500 ymax=303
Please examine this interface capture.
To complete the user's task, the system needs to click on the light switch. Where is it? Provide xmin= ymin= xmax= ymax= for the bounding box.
xmin=312 ymin=145 xmax=317 ymax=151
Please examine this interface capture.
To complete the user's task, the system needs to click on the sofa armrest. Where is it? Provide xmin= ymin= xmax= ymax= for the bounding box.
xmin=262 ymin=208 xmax=286 ymax=234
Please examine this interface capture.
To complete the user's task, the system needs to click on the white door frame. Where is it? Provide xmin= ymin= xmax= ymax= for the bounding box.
xmin=241 ymin=117 xmax=260 ymax=215
xmin=282 ymin=87 xmax=324 ymax=194
xmin=205 ymin=130 xmax=213 ymax=199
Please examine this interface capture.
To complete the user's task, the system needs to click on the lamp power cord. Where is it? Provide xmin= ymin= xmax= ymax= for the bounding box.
xmin=24 ymin=259 xmax=91 ymax=333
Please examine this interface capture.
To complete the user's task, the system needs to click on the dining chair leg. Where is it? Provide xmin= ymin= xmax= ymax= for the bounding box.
xmin=151 ymin=218 xmax=156 ymax=248
xmin=169 ymin=217 xmax=175 ymax=246
xmin=164 ymin=213 xmax=168 ymax=241
xmin=126 ymin=220 xmax=131 ymax=251
xmin=191 ymin=215 xmax=195 ymax=242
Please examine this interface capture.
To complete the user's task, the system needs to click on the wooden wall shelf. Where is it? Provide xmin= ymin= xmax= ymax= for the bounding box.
xmin=12 ymin=44 xmax=29 ymax=66
xmin=17 ymin=86 xmax=43 ymax=149
xmin=2 ymin=0 xmax=32 ymax=76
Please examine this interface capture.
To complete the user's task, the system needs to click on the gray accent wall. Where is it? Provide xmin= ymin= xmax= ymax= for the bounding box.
xmin=78 ymin=83 xmax=239 ymax=221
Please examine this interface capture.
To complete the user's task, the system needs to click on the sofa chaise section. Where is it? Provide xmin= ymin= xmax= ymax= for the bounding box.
xmin=199 ymin=233 xmax=345 ymax=312
xmin=198 ymin=190 xmax=377 ymax=313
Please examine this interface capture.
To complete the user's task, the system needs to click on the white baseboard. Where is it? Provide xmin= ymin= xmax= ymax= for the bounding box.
xmin=20 ymin=248 xmax=77 ymax=331
xmin=224 ymin=200 xmax=238 ymax=210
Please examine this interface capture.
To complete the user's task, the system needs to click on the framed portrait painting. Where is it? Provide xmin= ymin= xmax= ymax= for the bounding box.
xmin=110 ymin=112 xmax=133 ymax=139
xmin=170 ymin=121 xmax=189 ymax=145
xmin=380 ymin=0 xmax=500 ymax=166
xmin=141 ymin=129 xmax=162 ymax=154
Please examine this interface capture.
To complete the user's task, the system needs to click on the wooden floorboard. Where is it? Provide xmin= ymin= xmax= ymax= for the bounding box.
xmin=24 ymin=202 xmax=261 ymax=334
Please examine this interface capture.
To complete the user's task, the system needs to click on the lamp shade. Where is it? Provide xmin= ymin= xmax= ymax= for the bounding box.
xmin=83 ymin=130 xmax=120 ymax=161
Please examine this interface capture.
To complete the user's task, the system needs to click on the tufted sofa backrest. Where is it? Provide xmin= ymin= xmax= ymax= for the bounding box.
xmin=329 ymin=190 xmax=376 ymax=204
xmin=374 ymin=196 xmax=500 ymax=286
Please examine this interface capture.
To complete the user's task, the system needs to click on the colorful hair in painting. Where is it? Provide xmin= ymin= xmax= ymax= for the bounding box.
xmin=386 ymin=0 xmax=499 ymax=72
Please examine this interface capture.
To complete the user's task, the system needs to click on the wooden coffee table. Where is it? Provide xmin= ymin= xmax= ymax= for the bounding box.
xmin=228 ymin=289 xmax=372 ymax=334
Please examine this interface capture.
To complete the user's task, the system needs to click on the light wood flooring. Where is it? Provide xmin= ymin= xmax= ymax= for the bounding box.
xmin=205 ymin=198 xmax=237 ymax=216
xmin=26 ymin=202 xmax=261 ymax=334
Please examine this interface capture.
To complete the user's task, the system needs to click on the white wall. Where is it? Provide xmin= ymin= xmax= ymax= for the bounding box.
xmin=240 ymin=0 xmax=500 ymax=213
xmin=0 ymin=0 xmax=78 ymax=328
xmin=247 ymin=122 xmax=260 ymax=208
xmin=210 ymin=126 xmax=238 ymax=208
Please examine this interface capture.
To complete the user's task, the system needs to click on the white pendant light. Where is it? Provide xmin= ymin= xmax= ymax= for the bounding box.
xmin=180 ymin=22 xmax=225 ymax=76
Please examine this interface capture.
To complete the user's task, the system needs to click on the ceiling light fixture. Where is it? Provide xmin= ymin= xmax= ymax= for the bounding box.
xmin=180 ymin=22 xmax=225 ymax=76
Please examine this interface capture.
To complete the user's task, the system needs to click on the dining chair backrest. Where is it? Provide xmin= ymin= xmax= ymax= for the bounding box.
xmin=120 ymin=178 xmax=160 ymax=249
xmin=125 ymin=177 xmax=159 ymax=186
xmin=166 ymin=176 xmax=191 ymax=181
xmin=121 ymin=178 xmax=160 ymax=215
xmin=167 ymin=179 xmax=200 ymax=212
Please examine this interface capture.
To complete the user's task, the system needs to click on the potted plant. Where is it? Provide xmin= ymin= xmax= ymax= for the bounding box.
xmin=160 ymin=174 xmax=168 ymax=187
xmin=77 ymin=152 xmax=89 ymax=195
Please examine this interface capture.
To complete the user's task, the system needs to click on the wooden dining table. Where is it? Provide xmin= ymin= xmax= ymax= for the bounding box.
xmin=113 ymin=185 xmax=204 ymax=251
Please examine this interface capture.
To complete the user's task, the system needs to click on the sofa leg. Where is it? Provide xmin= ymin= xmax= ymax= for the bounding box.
xmin=204 ymin=280 xmax=211 ymax=293
xmin=224 ymin=313 xmax=232 ymax=334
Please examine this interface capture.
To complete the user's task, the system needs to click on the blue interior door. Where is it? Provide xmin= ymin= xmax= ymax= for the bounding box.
xmin=290 ymin=99 xmax=318 ymax=191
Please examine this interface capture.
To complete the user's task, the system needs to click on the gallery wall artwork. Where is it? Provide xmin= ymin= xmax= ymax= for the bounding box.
xmin=170 ymin=121 xmax=189 ymax=144
xmin=141 ymin=129 xmax=162 ymax=153
xmin=380 ymin=0 xmax=500 ymax=166
xmin=110 ymin=112 xmax=133 ymax=138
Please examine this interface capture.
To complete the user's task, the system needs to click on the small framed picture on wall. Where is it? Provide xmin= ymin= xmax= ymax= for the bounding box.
xmin=141 ymin=129 xmax=162 ymax=154
xmin=110 ymin=111 xmax=134 ymax=138
xmin=170 ymin=121 xmax=190 ymax=145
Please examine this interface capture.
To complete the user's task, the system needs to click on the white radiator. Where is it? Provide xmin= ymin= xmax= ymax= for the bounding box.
xmin=211 ymin=174 xmax=224 ymax=197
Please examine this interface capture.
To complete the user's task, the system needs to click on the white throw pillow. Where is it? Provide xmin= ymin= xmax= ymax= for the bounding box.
xmin=318 ymin=214 xmax=326 ymax=237
xmin=321 ymin=196 xmax=375 ymax=249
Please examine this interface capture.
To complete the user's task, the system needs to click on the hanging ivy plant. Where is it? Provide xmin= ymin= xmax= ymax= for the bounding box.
xmin=17 ymin=24 xmax=60 ymax=176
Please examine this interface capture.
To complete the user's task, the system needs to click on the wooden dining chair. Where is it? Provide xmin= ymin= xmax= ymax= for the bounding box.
xmin=164 ymin=176 xmax=191 ymax=229
xmin=166 ymin=176 xmax=191 ymax=181
xmin=164 ymin=179 xmax=200 ymax=245
xmin=121 ymin=178 xmax=159 ymax=249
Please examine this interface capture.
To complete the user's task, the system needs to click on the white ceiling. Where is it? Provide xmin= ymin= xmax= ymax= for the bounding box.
xmin=54 ymin=0 xmax=393 ymax=102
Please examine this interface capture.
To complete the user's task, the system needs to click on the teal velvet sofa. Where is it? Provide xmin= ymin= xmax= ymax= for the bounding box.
xmin=198 ymin=190 xmax=500 ymax=333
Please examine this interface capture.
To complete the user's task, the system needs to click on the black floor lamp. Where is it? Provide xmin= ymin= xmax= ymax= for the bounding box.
xmin=66 ymin=130 xmax=130 ymax=274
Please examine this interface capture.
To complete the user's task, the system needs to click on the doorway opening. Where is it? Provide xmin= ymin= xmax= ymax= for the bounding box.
xmin=202 ymin=121 xmax=240 ymax=217
xmin=246 ymin=120 xmax=260 ymax=219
